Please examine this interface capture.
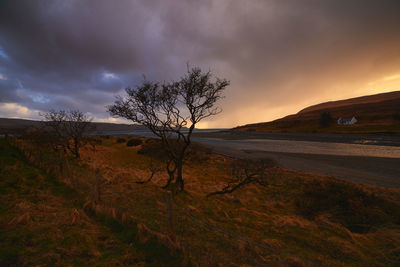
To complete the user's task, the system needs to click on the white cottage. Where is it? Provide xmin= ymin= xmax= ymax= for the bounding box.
xmin=337 ymin=116 xmax=357 ymax=125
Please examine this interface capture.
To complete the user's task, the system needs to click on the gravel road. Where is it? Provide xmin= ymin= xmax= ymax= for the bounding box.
xmin=193 ymin=132 xmax=400 ymax=188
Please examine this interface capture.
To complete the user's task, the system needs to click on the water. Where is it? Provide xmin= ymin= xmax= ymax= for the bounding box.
xmin=88 ymin=128 xmax=225 ymax=138
xmin=196 ymin=138 xmax=400 ymax=159
xmin=88 ymin=129 xmax=400 ymax=159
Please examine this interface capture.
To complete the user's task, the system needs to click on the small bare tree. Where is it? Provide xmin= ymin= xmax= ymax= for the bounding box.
xmin=108 ymin=66 xmax=229 ymax=192
xmin=41 ymin=109 xmax=94 ymax=158
xmin=207 ymin=159 xmax=274 ymax=197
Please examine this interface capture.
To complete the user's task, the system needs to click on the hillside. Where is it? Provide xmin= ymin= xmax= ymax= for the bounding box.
xmin=0 ymin=138 xmax=181 ymax=266
xmin=0 ymin=118 xmax=145 ymax=133
xmin=235 ymin=91 xmax=400 ymax=133
xmin=2 ymin=135 xmax=400 ymax=265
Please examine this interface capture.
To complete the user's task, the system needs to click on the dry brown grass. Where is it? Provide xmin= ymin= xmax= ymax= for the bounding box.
xmin=0 ymin=138 xmax=183 ymax=266
xmin=71 ymin=136 xmax=400 ymax=266
xmin=4 ymin=136 xmax=400 ymax=266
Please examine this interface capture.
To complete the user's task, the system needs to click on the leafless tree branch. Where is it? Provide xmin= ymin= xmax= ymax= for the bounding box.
xmin=207 ymin=159 xmax=274 ymax=197
xmin=108 ymin=66 xmax=229 ymax=193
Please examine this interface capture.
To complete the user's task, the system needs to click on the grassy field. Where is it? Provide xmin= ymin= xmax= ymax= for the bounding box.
xmin=1 ymin=136 xmax=400 ymax=266
xmin=0 ymin=138 xmax=182 ymax=266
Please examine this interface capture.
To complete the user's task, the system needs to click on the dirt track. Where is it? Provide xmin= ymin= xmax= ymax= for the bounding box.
xmin=214 ymin=147 xmax=400 ymax=188
xmin=194 ymin=131 xmax=400 ymax=147
xmin=193 ymin=132 xmax=400 ymax=188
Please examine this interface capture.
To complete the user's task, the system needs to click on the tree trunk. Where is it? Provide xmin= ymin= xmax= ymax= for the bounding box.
xmin=162 ymin=160 xmax=176 ymax=189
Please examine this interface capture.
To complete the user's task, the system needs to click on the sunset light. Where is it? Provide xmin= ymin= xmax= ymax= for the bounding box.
xmin=1 ymin=1 xmax=400 ymax=266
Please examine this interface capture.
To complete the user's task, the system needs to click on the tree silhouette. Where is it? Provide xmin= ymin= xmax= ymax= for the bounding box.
xmin=41 ymin=109 xmax=93 ymax=158
xmin=208 ymin=159 xmax=274 ymax=197
xmin=319 ymin=111 xmax=334 ymax=128
xmin=108 ymin=66 xmax=229 ymax=193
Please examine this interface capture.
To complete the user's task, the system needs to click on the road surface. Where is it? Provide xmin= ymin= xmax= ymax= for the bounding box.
xmin=193 ymin=136 xmax=400 ymax=188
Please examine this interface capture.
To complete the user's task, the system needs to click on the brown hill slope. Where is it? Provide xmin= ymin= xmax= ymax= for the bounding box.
xmin=235 ymin=91 xmax=400 ymax=133
xmin=0 ymin=139 xmax=181 ymax=266
xmin=6 ymin=136 xmax=400 ymax=265
xmin=299 ymin=91 xmax=400 ymax=114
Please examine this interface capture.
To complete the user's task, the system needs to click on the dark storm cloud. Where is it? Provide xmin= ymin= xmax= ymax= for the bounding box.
xmin=1 ymin=0 xmax=400 ymax=126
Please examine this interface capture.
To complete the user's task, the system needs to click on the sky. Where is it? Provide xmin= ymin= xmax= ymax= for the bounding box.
xmin=1 ymin=0 xmax=400 ymax=128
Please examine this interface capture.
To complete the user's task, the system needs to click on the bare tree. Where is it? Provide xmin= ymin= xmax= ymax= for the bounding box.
xmin=41 ymin=109 xmax=94 ymax=158
xmin=108 ymin=66 xmax=229 ymax=192
xmin=207 ymin=159 xmax=274 ymax=197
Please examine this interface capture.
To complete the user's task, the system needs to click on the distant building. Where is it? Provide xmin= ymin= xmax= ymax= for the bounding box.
xmin=337 ymin=116 xmax=357 ymax=125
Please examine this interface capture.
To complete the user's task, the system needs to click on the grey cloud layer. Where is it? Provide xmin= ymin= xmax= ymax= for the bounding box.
xmin=1 ymin=0 xmax=400 ymax=126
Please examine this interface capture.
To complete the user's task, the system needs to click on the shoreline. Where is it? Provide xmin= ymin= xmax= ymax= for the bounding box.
xmin=193 ymin=130 xmax=400 ymax=147
xmin=204 ymin=145 xmax=400 ymax=188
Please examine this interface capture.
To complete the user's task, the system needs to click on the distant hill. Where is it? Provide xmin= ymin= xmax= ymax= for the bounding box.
xmin=235 ymin=91 xmax=400 ymax=133
xmin=0 ymin=118 xmax=145 ymax=133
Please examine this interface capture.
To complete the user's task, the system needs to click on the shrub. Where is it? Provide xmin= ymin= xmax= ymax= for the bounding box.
xmin=319 ymin=112 xmax=334 ymax=128
xmin=126 ymin=138 xmax=142 ymax=147
xmin=296 ymin=180 xmax=400 ymax=233
xmin=116 ymin=138 xmax=126 ymax=143
xmin=145 ymin=138 xmax=158 ymax=144
xmin=137 ymin=140 xmax=168 ymax=161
